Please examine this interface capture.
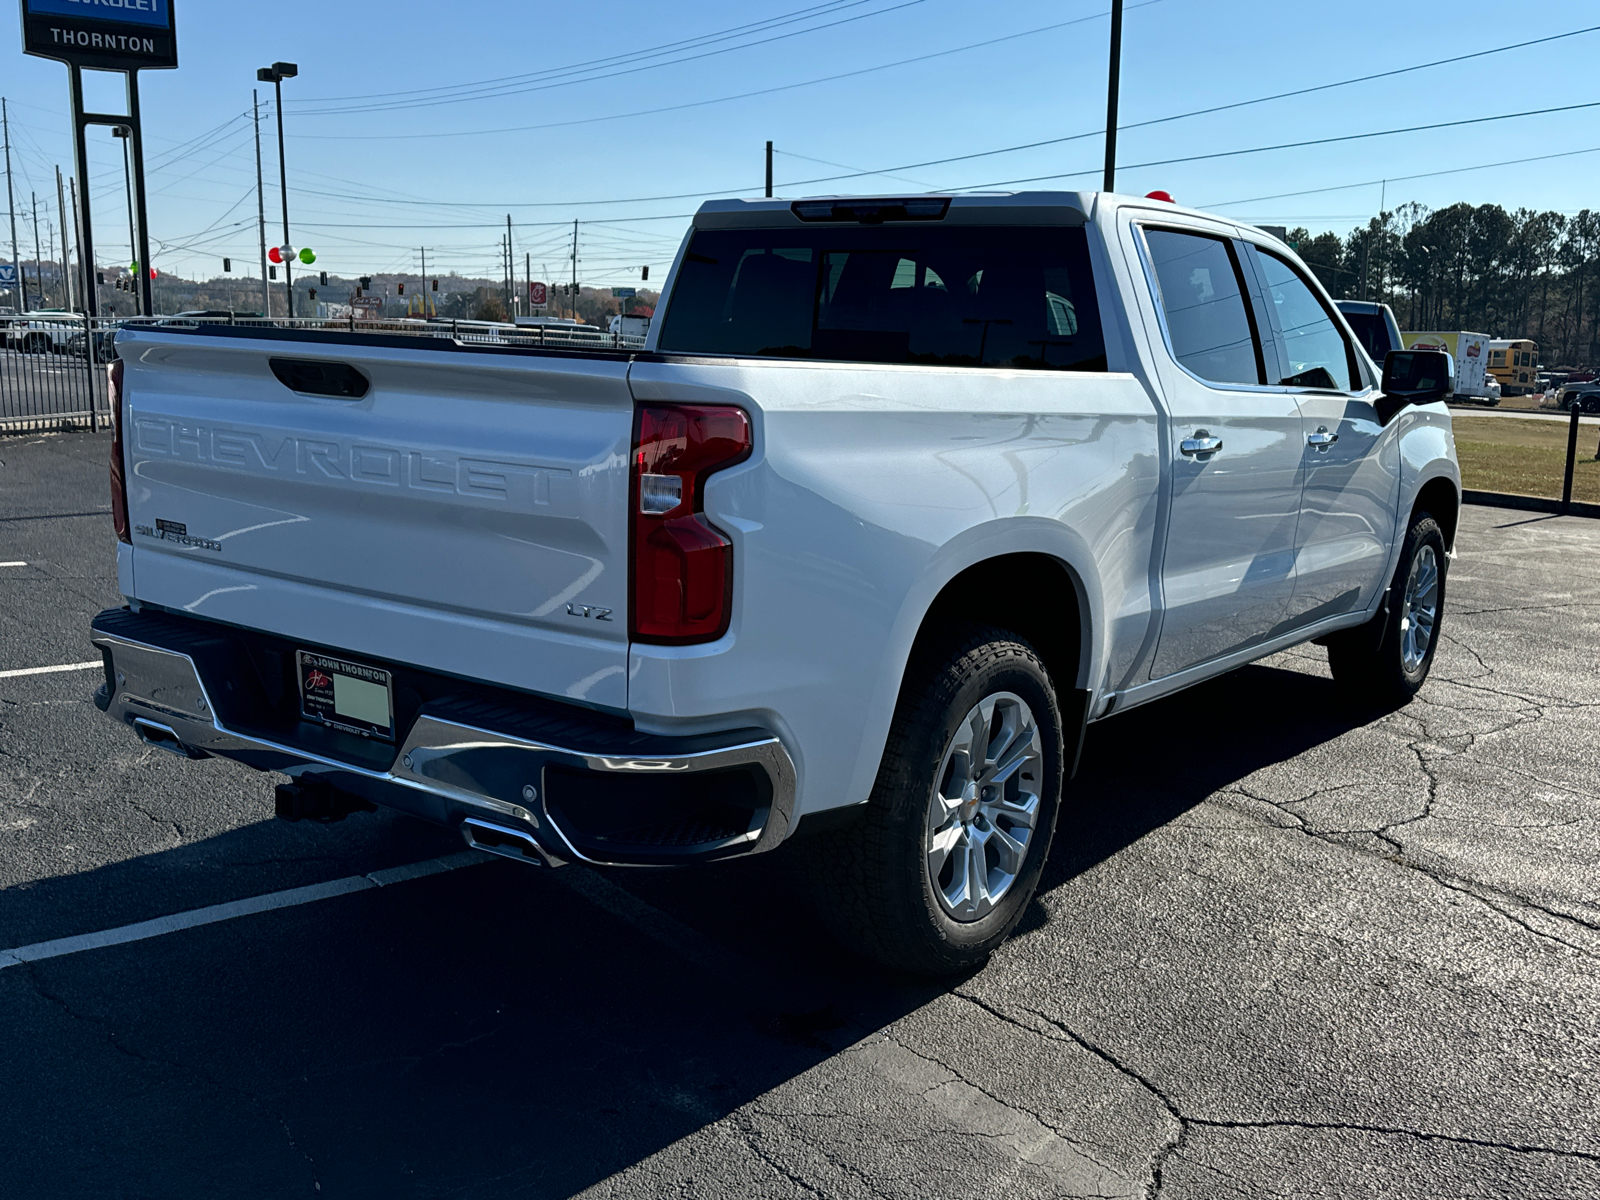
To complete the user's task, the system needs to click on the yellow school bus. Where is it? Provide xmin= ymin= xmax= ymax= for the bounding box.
xmin=1487 ymin=339 xmax=1537 ymax=395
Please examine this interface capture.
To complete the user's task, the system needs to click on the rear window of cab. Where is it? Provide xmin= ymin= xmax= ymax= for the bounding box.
xmin=658 ymin=225 xmax=1106 ymax=372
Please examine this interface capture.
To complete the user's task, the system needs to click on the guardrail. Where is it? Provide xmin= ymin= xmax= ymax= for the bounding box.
xmin=1 ymin=314 xmax=647 ymax=433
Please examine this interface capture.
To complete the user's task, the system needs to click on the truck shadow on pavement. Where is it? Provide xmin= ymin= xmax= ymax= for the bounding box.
xmin=0 ymin=660 xmax=1374 ymax=1198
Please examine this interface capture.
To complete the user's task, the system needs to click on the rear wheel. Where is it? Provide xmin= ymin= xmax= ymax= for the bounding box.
xmin=1326 ymin=512 xmax=1447 ymax=708
xmin=23 ymin=332 xmax=49 ymax=355
xmin=802 ymin=625 xmax=1063 ymax=976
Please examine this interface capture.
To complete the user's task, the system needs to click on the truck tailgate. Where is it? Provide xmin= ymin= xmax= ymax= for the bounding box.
xmin=118 ymin=330 xmax=633 ymax=710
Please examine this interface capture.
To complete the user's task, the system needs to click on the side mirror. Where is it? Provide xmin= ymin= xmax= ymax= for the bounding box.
xmin=1376 ymin=349 xmax=1452 ymax=424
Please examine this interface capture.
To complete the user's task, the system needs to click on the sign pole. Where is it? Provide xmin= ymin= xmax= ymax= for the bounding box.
xmin=125 ymin=71 xmax=155 ymax=316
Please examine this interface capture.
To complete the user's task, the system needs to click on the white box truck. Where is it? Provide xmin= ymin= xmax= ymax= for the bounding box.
xmin=1402 ymin=330 xmax=1498 ymax=404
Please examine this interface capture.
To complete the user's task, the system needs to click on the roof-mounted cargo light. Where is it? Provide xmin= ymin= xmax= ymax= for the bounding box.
xmin=791 ymin=197 xmax=951 ymax=224
xmin=1145 ymin=190 xmax=1175 ymax=203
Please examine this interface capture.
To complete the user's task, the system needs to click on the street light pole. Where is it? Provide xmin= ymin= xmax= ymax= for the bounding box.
xmin=112 ymin=126 xmax=139 ymax=316
xmin=1102 ymin=0 xmax=1123 ymax=193
xmin=259 ymin=63 xmax=298 ymax=318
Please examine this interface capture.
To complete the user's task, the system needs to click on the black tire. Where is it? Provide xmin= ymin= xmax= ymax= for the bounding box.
xmin=1326 ymin=512 xmax=1447 ymax=708
xmin=23 ymin=333 xmax=49 ymax=355
xmin=801 ymin=624 xmax=1064 ymax=976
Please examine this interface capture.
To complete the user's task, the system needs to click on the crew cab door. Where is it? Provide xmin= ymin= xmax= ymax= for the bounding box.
xmin=1133 ymin=223 xmax=1305 ymax=679
xmin=1241 ymin=243 xmax=1400 ymax=625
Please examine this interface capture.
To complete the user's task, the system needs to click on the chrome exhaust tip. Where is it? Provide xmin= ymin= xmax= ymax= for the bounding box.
xmin=459 ymin=817 xmax=554 ymax=867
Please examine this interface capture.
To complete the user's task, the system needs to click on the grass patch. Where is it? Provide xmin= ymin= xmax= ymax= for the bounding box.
xmin=1452 ymin=415 xmax=1600 ymax=502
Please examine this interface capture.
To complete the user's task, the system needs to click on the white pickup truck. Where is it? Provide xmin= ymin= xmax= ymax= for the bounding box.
xmin=91 ymin=191 xmax=1460 ymax=974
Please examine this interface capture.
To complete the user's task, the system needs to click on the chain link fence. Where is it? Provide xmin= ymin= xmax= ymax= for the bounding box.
xmin=1 ymin=314 xmax=649 ymax=434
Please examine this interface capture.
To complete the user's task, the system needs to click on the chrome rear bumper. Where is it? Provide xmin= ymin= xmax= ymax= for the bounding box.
xmin=90 ymin=608 xmax=796 ymax=867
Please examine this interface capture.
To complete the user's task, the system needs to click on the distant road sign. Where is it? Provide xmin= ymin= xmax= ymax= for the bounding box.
xmin=611 ymin=287 xmax=636 ymax=298
xmin=0 ymin=264 xmax=16 ymax=286
xmin=349 ymin=296 xmax=382 ymax=317
xmin=529 ymin=281 xmax=547 ymax=306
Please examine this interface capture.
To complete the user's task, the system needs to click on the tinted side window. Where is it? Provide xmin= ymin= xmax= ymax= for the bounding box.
xmin=1341 ymin=311 xmax=1388 ymax=362
xmin=657 ymin=225 xmax=1105 ymax=371
xmin=1254 ymin=250 xmax=1357 ymax=390
xmin=1143 ymin=229 xmax=1263 ymax=386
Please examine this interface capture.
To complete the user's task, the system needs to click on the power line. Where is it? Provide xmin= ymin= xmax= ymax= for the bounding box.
xmin=268 ymin=98 xmax=1600 ymax=212
xmin=939 ymin=101 xmax=1600 ymax=193
xmin=292 ymin=2 xmax=1157 ymax=141
xmin=292 ymin=0 xmax=872 ymax=106
xmin=1201 ymin=145 xmax=1600 ymax=208
xmin=289 ymin=0 xmax=930 ymax=116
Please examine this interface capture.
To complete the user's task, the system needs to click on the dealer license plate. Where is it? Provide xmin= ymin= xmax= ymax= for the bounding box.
xmin=297 ymin=650 xmax=395 ymax=741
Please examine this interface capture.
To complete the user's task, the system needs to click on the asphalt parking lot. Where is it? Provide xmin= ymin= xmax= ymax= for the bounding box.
xmin=2 ymin=430 xmax=1597 ymax=1199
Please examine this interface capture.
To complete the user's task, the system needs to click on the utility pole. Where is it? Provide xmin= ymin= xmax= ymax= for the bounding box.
xmin=253 ymin=89 xmax=269 ymax=317
xmin=765 ymin=140 xmax=773 ymax=198
xmin=3 ymin=98 xmax=23 ymax=311
xmin=1102 ymin=0 xmax=1123 ymax=193
xmin=55 ymin=165 xmax=73 ymax=311
xmin=419 ymin=246 xmax=427 ymax=316
xmin=31 ymin=192 xmax=44 ymax=308
xmin=571 ymin=219 xmax=578 ymax=322
xmin=258 ymin=63 xmax=299 ymax=317
xmin=69 ymin=176 xmax=82 ymax=311
xmin=525 ymin=252 xmax=530 ymax=316
xmin=506 ymin=214 xmax=514 ymax=314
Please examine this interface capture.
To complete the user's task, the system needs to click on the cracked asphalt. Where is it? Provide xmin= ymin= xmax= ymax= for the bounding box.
xmin=2 ymin=430 xmax=1596 ymax=1199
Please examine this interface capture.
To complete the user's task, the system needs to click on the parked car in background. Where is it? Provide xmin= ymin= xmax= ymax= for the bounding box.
xmin=1336 ymin=300 xmax=1404 ymax=364
xmin=65 ymin=324 xmax=120 ymax=360
xmin=1557 ymin=381 xmax=1600 ymax=413
xmin=8 ymin=309 xmax=82 ymax=354
xmin=1402 ymin=330 xmax=1499 ymax=404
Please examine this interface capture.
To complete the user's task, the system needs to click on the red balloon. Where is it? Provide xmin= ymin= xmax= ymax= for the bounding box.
xmin=268 ymin=245 xmax=283 ymax=264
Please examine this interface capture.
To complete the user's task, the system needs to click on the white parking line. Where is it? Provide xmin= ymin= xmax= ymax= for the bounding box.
xmin=0 ymin=851 xmax=486 ymax=970
xmin=0 ymin=660 xmax=103 ymax=679
xmin=0 ymin=561 xmax=26 ymax=567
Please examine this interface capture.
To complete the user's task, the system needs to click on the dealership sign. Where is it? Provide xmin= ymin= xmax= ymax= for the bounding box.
xmin=20 ymin=0 xmax=178 ymax=70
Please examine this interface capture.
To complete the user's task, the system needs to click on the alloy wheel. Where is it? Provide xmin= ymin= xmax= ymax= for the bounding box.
xmin=924 ymin=691 xmax=1044 ymax=922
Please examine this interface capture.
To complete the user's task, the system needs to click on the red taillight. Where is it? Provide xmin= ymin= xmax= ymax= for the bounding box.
xmin=108 ymin=358 xmax=131 ymax=545
xmin=630 ymin=404 xmax=751 ymax=644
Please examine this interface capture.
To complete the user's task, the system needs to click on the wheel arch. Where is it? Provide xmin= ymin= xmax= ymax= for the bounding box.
xmin=838 ymin=523 xmax=1105 ymax=807
xmin=1413 ymin=474 xmax=1461 ymax=552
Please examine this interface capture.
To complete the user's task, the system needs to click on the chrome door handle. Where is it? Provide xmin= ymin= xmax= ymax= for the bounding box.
xmin=1307 ymin=426 xmax=1338 ymax=450
xmin=1180 ymin=432 xmax=1223 ymax=456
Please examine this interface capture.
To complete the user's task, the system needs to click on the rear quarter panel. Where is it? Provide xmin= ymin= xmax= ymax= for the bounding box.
xmin=626 ymin=355 xmax=1162 ymax=819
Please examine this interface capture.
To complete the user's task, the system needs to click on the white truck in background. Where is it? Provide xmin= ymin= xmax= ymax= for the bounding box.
xmin=90 ymin=191 xmax=1461 ymax=974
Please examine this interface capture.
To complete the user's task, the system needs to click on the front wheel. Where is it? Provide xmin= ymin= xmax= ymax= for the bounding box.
xmin=802 ymin=625 xmax=1063 ymax=976
xmin=1326 ymin=512 xmax=1447 ymax=708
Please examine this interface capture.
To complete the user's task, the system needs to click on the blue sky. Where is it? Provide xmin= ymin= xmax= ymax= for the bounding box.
xmin=3 ymin=0 xmax=1597 ymax=287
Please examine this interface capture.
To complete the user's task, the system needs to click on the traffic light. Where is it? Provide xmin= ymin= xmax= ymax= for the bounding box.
xmin=269 ymin=266 xmax=277 ymax=279
xmin=360 ymin=277 xmax=372 ymax=290
xmin=320 ymin=271 xmax=328 ymax=286
xmin=97 ymin=272 xmax=105 ymax=284
xmin=397 ymin=282 xmax=405 ymax=295
xmin=642 ymin=265 xmax=649 ymax=281
xmin=223 ymin=257 xmax=232 ymax=272
xmin=431 ymin=278 xmax=438 ymax=291
xmin=308 ymin=288 xmax=317 ymax=302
